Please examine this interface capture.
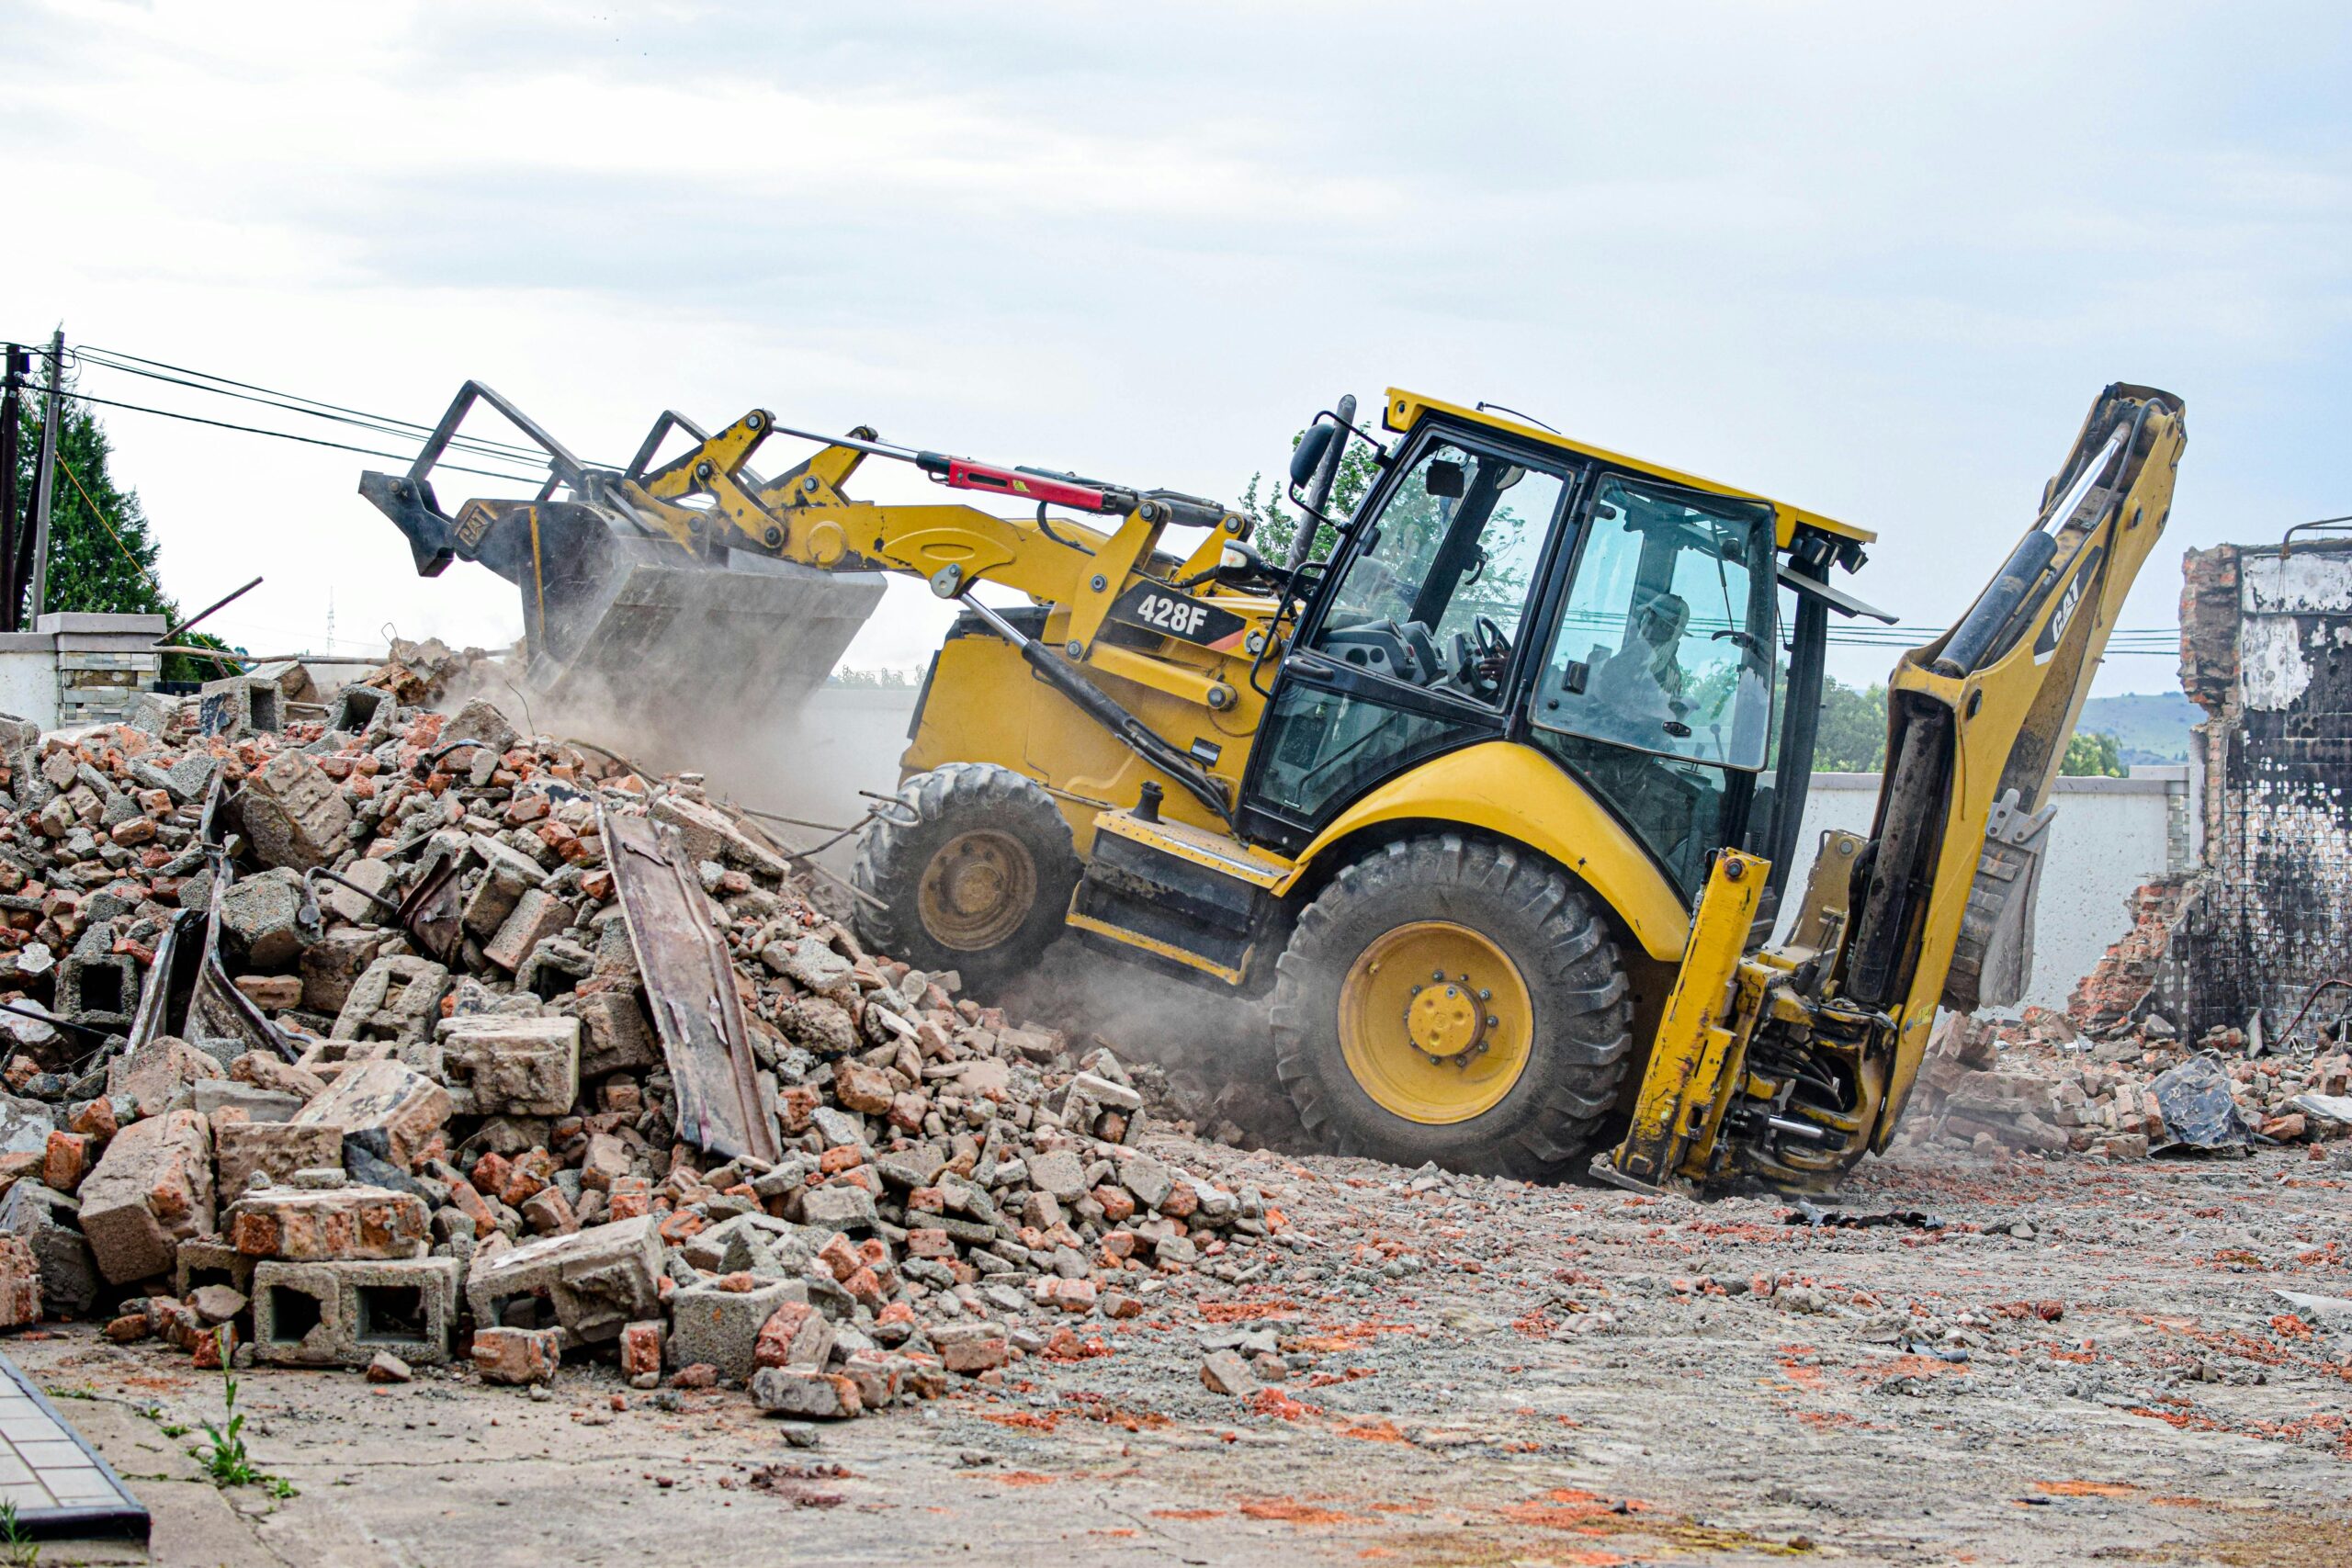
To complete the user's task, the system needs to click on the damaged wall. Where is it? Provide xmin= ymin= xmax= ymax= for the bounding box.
xmin=2154 ymin=540 xmax=2352 ymax=1032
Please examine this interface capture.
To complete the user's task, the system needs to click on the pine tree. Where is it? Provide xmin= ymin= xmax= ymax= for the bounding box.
xmin=10 ymin=358 xmax=231 ymax=679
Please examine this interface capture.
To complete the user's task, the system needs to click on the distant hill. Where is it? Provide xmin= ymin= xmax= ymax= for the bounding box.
xmin=2078 ymin=691 xmax=2199 ymax=764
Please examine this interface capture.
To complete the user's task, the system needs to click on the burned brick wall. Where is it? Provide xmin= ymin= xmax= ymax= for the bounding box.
xmin=2154 ymin=541 xmax=2352 ymax=1032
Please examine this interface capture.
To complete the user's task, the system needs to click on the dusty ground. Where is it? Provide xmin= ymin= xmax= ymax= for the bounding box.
xmin=12 ymin=1136 xmax=2351 ymax=1568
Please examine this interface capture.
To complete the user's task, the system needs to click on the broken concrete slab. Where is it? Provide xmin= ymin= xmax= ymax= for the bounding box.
xmin=215 ymin=1122 xmax=345 ymax=1203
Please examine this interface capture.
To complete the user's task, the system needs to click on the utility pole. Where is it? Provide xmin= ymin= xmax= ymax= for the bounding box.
xmin=0 ymin=344 xmax=22 ymax=632
xmin=26 ymin=329 xmax=61 ymax=627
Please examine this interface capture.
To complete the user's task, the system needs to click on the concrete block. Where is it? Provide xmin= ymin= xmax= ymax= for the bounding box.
xmin=237 ymin=750 xmax=352 ymax=870
xmin=436 ymin=1015 xmax=579 ymax=1116
xmin=226 ymin=1173 xmax=429 ymax=1261
xmin=0 ymin=1182 xmax=97 ymax=1316
xmin=291 ymin=1059 xmax=451 ymax=1168
xmin=483 ymin=888 xmax=571 ymax=973
xmin=331 ymin=955 xmax=451 ymax=1043
xmin=56 ymin=951 xmax=139 ymax=1027
xmin=77 ymin=1110 xmax=213 ymax=1285
xmin=667 ymin=1277 xmax=808 ymax=1382
xmin=252 ymin=1255 xmax=461 ymax=1369
xmin=324 ymin=683 xmax=390 ymax=736
xmin=465 ymin=1214 xmax=662 ymax=1347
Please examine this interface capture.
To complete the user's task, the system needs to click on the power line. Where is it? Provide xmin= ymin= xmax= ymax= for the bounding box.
xmin=73 ymin=348 xmax=556 ymax=468
xmin=25 ymin=384 xmax=551 ymax=485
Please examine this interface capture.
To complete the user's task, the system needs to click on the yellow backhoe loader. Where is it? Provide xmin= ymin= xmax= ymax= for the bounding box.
xmin=359 ymin=378 xmax=2184 ymax=1193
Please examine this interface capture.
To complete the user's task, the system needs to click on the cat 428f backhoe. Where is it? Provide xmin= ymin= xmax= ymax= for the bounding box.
xmin=358 ymin=379 xmax=2184 ymax=1192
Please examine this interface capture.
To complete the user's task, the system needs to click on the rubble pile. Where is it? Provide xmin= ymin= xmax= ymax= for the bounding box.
xmin=0 ymin=665 xmax=1278 ymax=1422
xmin=1905 ymin=1004 xmax=2352 ymax=1161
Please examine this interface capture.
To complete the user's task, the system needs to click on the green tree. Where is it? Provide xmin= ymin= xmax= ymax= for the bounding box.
xmin=11 ymin=367 xmax=232 ymax=680
xmin=2061 ymin=728 xmax=2126 ymax=777
xmin=1812 ymin=675 xmax=1888 ymax=772
xmin=1238 ymin=427 xmax=1382 ymax=567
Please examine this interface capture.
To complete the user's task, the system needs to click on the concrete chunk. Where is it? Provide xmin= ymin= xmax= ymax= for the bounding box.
xmin=0 ymin=1182 xmax=97 ymax=1316
xmin=436 ymin=1015 xmax=580 ymax=1117
xmin=331 ymin=955 xmax=451 ymax=1044
xmin=106 ymin=1036 xmax=224 ymax=1119
xmin=238 ymin=750 xmax=353 ymax=870
xmin=78 ymin=1110 xmax=214 ymax=1285
xmin=484 ymin=888 xmax=571 ymax=973
xmin=291 ymin=1060 xmax=451 ymax=1169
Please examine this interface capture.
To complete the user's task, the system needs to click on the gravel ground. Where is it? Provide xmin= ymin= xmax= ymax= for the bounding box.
xmin=13 ymin=1136 xmax=2351 ymax=1567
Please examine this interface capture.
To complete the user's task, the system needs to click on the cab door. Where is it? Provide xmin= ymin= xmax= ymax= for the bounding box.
xmin=1240 ymin=429 xmax=1578 ymax=852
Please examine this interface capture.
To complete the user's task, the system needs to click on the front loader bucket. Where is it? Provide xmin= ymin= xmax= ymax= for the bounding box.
xmin=529 ymin=543 xmax=885 ymax=738
xmin=358 ymin=380 xmax=893 ymax=749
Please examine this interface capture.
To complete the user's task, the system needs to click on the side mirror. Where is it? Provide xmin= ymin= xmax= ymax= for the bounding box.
xmin=1289 ymin=423 xmax=1338 ymax=490
xmin=1425 ymin=459 xmax=1466 ymax=499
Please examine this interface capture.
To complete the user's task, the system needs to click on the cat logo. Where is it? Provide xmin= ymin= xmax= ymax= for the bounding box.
xmin=2034 ymin=543 xmax=2103 ymax=660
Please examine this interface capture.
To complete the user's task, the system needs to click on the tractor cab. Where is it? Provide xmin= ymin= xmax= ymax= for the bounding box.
xmin=1241 ymin=390 xmax=1883 ymax=921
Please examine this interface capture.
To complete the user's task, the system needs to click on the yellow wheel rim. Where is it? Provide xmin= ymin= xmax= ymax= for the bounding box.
xmin=916 ymin=830 xmax=1036 ymax=951
xmin=1337 ymin=920 xmax=1533 ymax=1125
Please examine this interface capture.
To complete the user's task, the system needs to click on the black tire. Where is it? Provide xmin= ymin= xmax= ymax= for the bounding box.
xmin=851 ymin=762 xmax=1079 ymax=990
xmin=1269 ymin=833 xmax=1633 ymax=1181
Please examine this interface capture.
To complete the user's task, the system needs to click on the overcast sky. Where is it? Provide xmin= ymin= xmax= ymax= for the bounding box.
xmin=6 ymin=1 xmax=2347 ymax=696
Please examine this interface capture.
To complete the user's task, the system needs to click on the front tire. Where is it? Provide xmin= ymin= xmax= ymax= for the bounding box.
xmin=851 ymin=763 xmax=1079 ymax=990
xmin=1269 ymin=833 xmax=1633 ymax=1181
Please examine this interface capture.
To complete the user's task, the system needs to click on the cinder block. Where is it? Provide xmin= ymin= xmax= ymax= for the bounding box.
xmin=198 ymin=677 xmax=280 ymax=739
xmin=252 ymin=1256 xmax=461 ymax=1368
xmin=175 ymin=1237 xmax=256 ymax=1301
xmin=331 ymin=956 xmax=451 ymax=1044
xmin=465 ymin=1214 xmax=662 ymax=1347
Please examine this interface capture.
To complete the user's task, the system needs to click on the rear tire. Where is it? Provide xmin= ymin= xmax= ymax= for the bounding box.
xmin=852 ymin=763 xmax=1079 ymax=990
xmin=1269 ymin=834 xmax=1633 ymax=1181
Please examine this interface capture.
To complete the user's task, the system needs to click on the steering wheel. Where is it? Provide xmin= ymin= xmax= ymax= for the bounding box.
xmin=1442 ymin=615 xmax=1510 ymax=700
xmin=1474 ymin=615 xmax=1510 ymax=663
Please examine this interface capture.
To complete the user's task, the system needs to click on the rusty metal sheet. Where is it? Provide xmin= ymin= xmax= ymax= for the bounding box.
xmin=602 ymin=807 xmax=779 ymax=1164
xmin=188 ymin=775 xmax=301 ymax=1062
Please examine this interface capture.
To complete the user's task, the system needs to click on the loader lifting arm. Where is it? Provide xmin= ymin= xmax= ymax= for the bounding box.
xmin=1604 ymin=383 xmax=2187 ymax=1194
xmin=357 ymin=383 xmax=1283 ymax=822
